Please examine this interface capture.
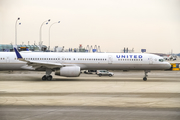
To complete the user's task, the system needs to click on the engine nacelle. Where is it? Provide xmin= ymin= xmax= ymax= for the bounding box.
xmin=55 ymin=66 xmax=81 ymax=77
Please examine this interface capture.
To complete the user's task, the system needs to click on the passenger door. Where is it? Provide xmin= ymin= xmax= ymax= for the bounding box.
xmin=149 ymin=56 xmax=153 ymax=64
xmin=108 ymin=55 xmax=113 ymax=64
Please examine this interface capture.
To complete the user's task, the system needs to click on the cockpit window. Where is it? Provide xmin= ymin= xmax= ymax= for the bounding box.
xmin=159 ymin=59 xmax=164 ymax=62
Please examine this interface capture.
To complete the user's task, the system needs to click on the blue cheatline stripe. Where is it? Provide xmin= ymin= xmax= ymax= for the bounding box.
xmin=14 ymin=48 xmax=23 ymax=58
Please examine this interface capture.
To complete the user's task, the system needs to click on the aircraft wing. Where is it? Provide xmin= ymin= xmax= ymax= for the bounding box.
xmin=14 ymin=48 xmax=64 ymax=70
xmin=26 ymin=61 xmax=64 ymax=70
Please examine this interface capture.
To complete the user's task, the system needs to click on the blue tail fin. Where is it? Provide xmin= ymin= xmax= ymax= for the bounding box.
xmin=14 ymin=48 xmax=23 ymax=59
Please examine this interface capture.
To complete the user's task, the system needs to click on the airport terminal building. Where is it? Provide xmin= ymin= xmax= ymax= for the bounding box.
xmin=0 ymin=44 xmax=47 ymax=52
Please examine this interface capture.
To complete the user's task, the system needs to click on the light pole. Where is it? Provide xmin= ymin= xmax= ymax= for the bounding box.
xmin=15 ymin=17 xmax=21 ymax=48
xmin=39 ymin=19 xmax=50 ymax=50
xmin=49 ymin=21 xmax=60 ymax=51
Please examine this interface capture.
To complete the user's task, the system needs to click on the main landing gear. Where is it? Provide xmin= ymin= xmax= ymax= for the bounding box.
xmin=42 ymin=75 xmax=52 ymax=81
xmin=42 ymin=69 xmax=53 ymax=81
xmin=143 ymin=70 xmax=150 ymax=81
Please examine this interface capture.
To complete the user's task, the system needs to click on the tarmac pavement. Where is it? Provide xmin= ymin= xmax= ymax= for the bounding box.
xmin=0 ymin=70 xmax=180 ymax=120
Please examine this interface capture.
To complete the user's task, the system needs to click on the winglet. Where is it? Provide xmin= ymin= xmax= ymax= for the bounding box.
xmin=14 ymin=47 xmax=23 ymax=59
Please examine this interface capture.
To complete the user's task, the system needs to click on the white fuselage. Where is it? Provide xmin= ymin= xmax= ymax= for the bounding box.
xmin=0 ymin=52 xmax=171 ymax=71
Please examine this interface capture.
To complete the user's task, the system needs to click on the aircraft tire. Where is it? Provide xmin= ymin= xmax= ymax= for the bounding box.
xmin=47 ymin=76 xmax=52 ymax=81
xmin=42 ymin=75 xmax=47 ymax=81
xmin=143 ymin=77 xmax=147 ymax=81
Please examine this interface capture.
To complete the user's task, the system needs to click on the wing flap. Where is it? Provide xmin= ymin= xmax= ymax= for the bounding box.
xmin=27 ymin=61 xmax=64 ymax=69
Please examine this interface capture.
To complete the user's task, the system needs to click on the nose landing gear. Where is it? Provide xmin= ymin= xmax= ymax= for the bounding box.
xmin=143 ymin=70 xmax=150 ymax=81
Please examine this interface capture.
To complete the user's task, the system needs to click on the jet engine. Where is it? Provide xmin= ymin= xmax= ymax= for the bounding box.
xmin=55 ymin=66 xmax=81 ymax=77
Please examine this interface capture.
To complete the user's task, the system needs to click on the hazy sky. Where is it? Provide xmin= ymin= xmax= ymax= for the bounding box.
xmin=0 ymin=0 xmax=180 ymax=53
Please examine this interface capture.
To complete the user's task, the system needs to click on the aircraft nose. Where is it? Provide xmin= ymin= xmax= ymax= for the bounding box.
xmin=165 ymin=62 xmax=171 ymax=70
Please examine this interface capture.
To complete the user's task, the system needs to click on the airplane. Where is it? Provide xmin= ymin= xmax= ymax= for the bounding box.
xmin=0 ymin=48 xmax=171 ymax=81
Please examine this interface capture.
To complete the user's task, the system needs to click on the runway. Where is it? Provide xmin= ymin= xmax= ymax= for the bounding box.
xmin=0 ymin=71 xmax=180 ymax=120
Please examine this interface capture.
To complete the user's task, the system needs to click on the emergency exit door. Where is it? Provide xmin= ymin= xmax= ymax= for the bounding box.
xmin=6 ymin=57 xmax=10 ymax=63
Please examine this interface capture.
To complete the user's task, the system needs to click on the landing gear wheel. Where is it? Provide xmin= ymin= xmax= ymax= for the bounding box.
xmin=42 ymin=75 xmax=47 ymax=80
xmin=47 ymin=76 xmax=52 ymax=81
xmin=143 ymin=77 xmax=147 ymax=81
xmin=143 ymin=70 xmax=150 ymax=81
